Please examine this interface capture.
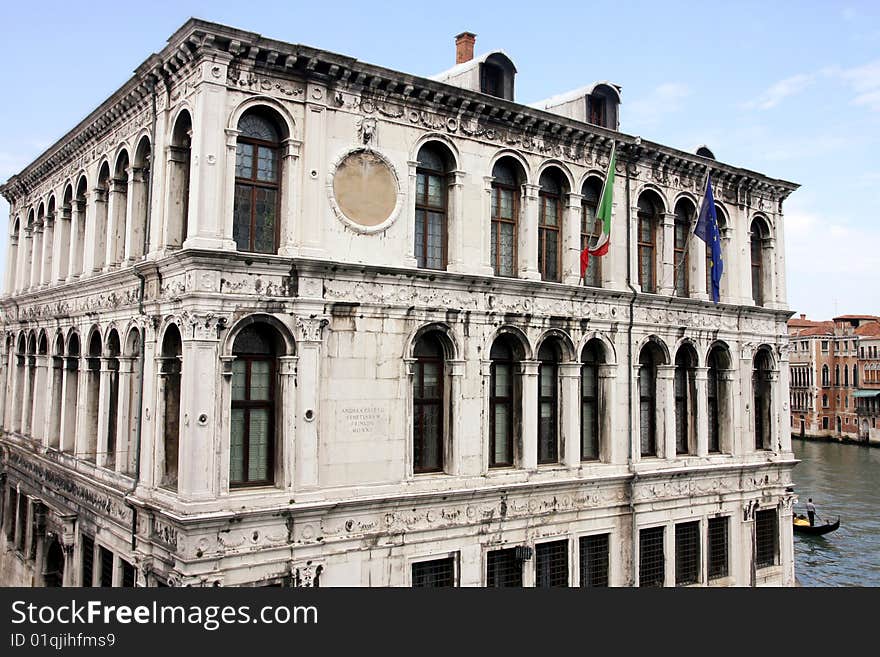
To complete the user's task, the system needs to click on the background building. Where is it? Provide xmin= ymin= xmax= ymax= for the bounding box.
xmin=0 ymin=19 xmax=797 ymax=588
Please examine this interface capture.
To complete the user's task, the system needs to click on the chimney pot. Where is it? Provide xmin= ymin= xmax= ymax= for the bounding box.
xmin=455 ymin=31 xmax=476 ymax=64
xmin=800 ymin=313 xmax=806 ymax=320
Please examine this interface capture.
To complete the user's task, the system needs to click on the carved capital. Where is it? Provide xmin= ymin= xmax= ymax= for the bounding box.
xmin=296 ymin=316 xmax=328 ymax=343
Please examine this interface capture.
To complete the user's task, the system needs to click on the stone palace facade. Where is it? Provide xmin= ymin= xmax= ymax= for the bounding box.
xmin=0 ymin=20 xmax=798 ymax=587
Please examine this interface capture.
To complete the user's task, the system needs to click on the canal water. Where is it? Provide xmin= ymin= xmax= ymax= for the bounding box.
xmin=792 ymin=438 xmax=880 ymax=586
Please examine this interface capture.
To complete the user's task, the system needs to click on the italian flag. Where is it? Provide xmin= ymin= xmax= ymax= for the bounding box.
xmin=580 ymin=144 xmax=616 ymax=278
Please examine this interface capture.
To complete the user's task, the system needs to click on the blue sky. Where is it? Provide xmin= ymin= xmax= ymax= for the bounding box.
xmin=1 ymin=0 xmax=877 ymax=319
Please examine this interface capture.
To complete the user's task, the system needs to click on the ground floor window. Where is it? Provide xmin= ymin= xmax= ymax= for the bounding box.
xmin=412 ymin=556 xmax=456 ymax=587
xmin=707 ymin=517 xmax=729 ymax=581
xmin=755 ymin=509 xmax=778 ymax=568
xmin=535 ymin=540 xmax=569 ymax=587
xmin=80 ymin=534 xmax=95 ymax=587
xmin=486 ymin=548 xmax=523 ymax=587
xmin=579 ymin=534 xmax=609 ymax=587
xmin=675 ymin=521 xmax=700 ymax=586
xmin=639 ymin=526 xmax=665 ymax=587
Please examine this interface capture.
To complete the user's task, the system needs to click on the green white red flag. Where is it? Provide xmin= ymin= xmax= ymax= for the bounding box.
xmin=580 ymin=144 xmax=616 ymax=278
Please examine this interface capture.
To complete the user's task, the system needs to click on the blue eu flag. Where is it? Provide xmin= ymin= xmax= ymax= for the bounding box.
xmin=694 ymin=176 xmax=723 ymax=303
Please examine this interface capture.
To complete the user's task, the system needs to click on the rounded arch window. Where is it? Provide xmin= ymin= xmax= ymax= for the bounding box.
xmin=637 ymin=193 xmax=662 ymax=293
xmin=538 ymin=169 xmax=565 ymax=283
xmin=234 ymin=111 xmax=283 ymax=254
xmin=490 ymin=159 xmax=523 ymax=277
xmin=414 ymin=143 xmax=451 ymax=270
xmin=412 ymin=331 xmax=447 ymax=473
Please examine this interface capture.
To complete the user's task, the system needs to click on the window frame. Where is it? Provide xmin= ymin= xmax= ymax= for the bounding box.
xmin=537 ymin=345 xmax=560 ymax=465
xmin=490 ymin=174 xmax=519 ymax=277
xmin=580 ymin=181 xmax=603 ymax=287
xmin=537 ymin=179 xmax=562 ymax=282
xmin=637 ymin=202 xmax=658 ymax=293
xmin=230 ymin=353 xmax=277 ymax=488
xmin=673 ymin=205 xmax=691 ymax=297
xmin=414 ymin=152 xmax=448 ymax=270
xmin=489 ymin=342 xmax=516 ymax=468
xmin=412 ymin=335 xmax=445 ymax=474
xmin=580 ymin=344 xmax=601 ymax=461
xmin=233 ymin=117 xmax=282 ymax=254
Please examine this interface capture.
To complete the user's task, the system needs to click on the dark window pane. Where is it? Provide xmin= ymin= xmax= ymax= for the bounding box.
xmin=579 ymin=534 xmax=609 ymax=587
xmin=81 ymin=534 xmax=95 ymax=587
xmin=254 ymin=188 xmax=277 ymax=253
xmin=235 ymin=143 xmax=253 ymax=179
xmin=486 ymin=548 xmax=522 ymax=587
xmin=708 ymin=517 xmax=729 ymax=580
xmin=233 ymin=184 xmax=252 ymax=251
xmin=535 ymin=540 xmax=568 ymax=587
xmin=639 ymin=526 xmax=664 ymax=587
xmin=412 ymin=557 xmax=455 ymax=587
xmin=675 ymin=521 xmax=699 ymax=586
xmin=755 ymin=509 xmax=777 ymax=568
xmin=256 ymin=146 xmax=278 ymax=183
xmin=99 ymin=546 xmax=114 ymax=587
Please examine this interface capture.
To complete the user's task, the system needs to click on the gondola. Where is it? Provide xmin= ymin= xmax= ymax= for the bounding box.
xmin=793 ymin=515 xmax=840 ymax=535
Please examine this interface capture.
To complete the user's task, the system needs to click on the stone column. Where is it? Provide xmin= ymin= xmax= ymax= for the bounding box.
xmin=53 ymin=206 xmax=71 ymax=282
xmin=5 ymin=233 xmax=19 ymax=294
xmin=67 ymin=199 xmax=85 ymax=281
xmin=520 ymin=360 xmax=539 ymax=470
xmin=21 ymin=352 xmax=34 ymax=436
xmin=718 ymin=368 xmax=736 ymax=455
xmin=738 ymin=352 xmax=753 ymax=455
xmin=445 ymin=359 xmax=465 ymax=476
xmin=177 ymin=335 xmax=219 ymax=500
xmin=277 ymin=355 xmax=299 ymax=488
xmin=480 ymin=177 xmax=496 ymax=276
xmin=85 ymin=186 xmax=108 ymax=273
xmin=403 ymin=160 xmax=420 ymax=268
xmin=74 ymin=356 xmax=96 ymax=462
xmin=277 ymin=138 xmax=303 ymax=257
xmin=628 ymin=203 xmax=640 ymax=290
xmin=115 ymin=358 xmax=135 ymax=472
xmin=693 ymin=237 xmax=709 ymax=301
xmin=767 ymin=370 xmax=781 ymax=452
xmin=30 ymin=224 xmax=43 ymax=289
xmin=480 ymin=359 xmax=492 ymax=472
xmin=59 ymin=356 xmax=79 ymax=453
xmin=518 ymin=184 xmax=541 ymax=280
xmin=659 ymin=212 xmax=675 ymax=296
xmin=657 ymin=364 xmax=676 ymax=460
xmin=11 ymin=352 xmax=24 ymax=433
xmin=446 ymin=171 xmax=466 ymax=273
xmin=763 ymin=237 xmax=778 ymax=309
xmin=598 ymin=364 xmax=617 ymax=464
xmin=294 ymin=316 xmax=327 ymax=489
xmin=16 ymin=226 xmax=31 ymax=292
xmin=774 ymin=214 xmax=788 ymax=307
xmin=125 ymin=167 xmax=147 ymax=261
xmin=562 ymin=193 xmax=583 ymax=285
xmin=105 ymin=178 xmax=126 ymax=270
xmin=30 ymin=354 xmax=50 ymax=445
xmin=298 ymin=92 xmax=327 ymax=258
xmin=694 ymin=366 xmax=709 ymax=456
xmin=95 ymin=359 xmax=113 ymax=469
xmin=46 ymin=355 xmax=63 ymax=449
xmin=560 ymin=362 xmax=580 ymax=467
xmin=41 ymin=214 xmax=54 ymax=286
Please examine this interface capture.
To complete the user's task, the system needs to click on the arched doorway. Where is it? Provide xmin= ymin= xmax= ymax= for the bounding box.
xmin=43 ymin=538 xmax=65 ymax=587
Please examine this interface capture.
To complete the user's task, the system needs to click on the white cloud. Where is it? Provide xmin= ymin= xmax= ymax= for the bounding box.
xmin=625 ymin=82 xmax=691 ymax=130
xmin=743 ymin=73 xmax=814 ymax=110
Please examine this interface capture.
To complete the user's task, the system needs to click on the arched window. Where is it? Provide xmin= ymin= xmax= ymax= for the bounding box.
xmin=637 ymin=193 xmax=661 ymax=293
xmin=674 ymin=345 xmax=697 ymax=455
xmin=834 ymin=364 xmax=840 ymax=387
xmin=580 ymin=340 xmax=604 ymax=461
xmin=822 ymin=393 xmax=828 ymax=408
xmin=131 ymin=137 xmax=152 ymax=260
xmin=490 ymin=334 xmax=521 ymax=467
xmin=93 ymin=164 xmax=110 ymax=272
xmin=822 ymin=365 xmax=830 ymax=387
xmin=673 ymin=199 xmax=693 ymax=297
xmin=750 ymin=218 xmax=769 ymax=306
xmin=844 ymin=365 xmax=849 ymax=387
xmin=412 ymin=332 xmax=445 ymax=473
xmin=638 ymin=342 xmax=664 ymax=457
xmin=537 ymin=339 xmax=561 ymax=464
xmin=581 ymin=178 xmax=603 ymax=287
xmin=108 ymin=150 xmax=129 ymax=267
xmin=56 ymin=187 xmax=71 ymax=281
xmin=414 ymin=144 xmax=449 ymax=270
xmin=753 ymin=349 xmax=773 ymax=450
xmin=72 ymin=177 xmax=88 ymax=277
xmin=234 ymin=111 xmax=282 ymax=254
xmin=167 ymin=111 xmax=192 ymax=249
xmin=853 ymin=364 xmax=859 ymax=387
xmin=709 ymin=344 xmax=731 ymax=454
xmin=538 ymin=169 xmax=564 ymax=283
xmin=104 ymin=330 xmax=121 ymax=469
xmin=231 ymin=324 xmax=280 ymax=486
xmin=159 ymin=325 xmax=182 ymax=489
xmin=480 ymin=54 xmax=515 ymax=100
xmin=491 ymin=159 xmax=521 ymax=277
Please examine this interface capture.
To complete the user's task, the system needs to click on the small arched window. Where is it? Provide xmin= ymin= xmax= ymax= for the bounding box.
xmin=160 ymin=325 xmax=182 ymax=490
xmin=822 ymin=365 xmax=830 ymax=387
xmin=853 ymin=364 xmax=859 ymax=387
xmin=581 ymin=178 xmax=603 ymax=287
xmin=414 ymin=144 xmax=449 ymax=270
xmin=674 ymin=346 xmax=697 ymax=454
xmin=537 ymin=339 xmax=561 ymax=464
xmin=673 ymin=200 xmax=693 ymax=297
xmin=750 ymin=219 xmax=769 ymax=306
xmin=753 ymin=349 xmax=773 ymax=450
xmin=580 ymin=340 xmax=604 ymax=461
xmin=490 ymin=335 xmax=521 ymax=467
xmin=412 ymin=332 xmax=446 ymax=473
xmin=538 ymin=170 xmax=564 ymax=282
xmin=637 ymin=193 xmax=661 ymax=293
xmin=638 ymin=343 xmax=663 ymax=456
xmin=844 ymin=365 xmax=849 ymax=387
xmin=231 ymin=324 xmax=280 ymax=486
xmin=834 ymin=364 xmax=840 ymax=387
xmin=490 ymin=160 xmax=521 ymax=277
xmin=234 ymin=112 xmax=282 ymax=254
xmin=707 ymin=346 xmax=729 ymax=453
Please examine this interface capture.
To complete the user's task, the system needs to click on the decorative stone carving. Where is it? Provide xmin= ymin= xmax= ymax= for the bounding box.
xmin=296 ymin=316 xmax=328 ymax=342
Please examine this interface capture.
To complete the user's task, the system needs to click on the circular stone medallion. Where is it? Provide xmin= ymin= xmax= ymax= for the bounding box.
xmin=331 ymin=150 xmax=398 ymax=230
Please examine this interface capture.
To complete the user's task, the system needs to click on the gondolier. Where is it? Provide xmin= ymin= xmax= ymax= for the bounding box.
xmin=806 ymin=498 xmax=816 ymax=526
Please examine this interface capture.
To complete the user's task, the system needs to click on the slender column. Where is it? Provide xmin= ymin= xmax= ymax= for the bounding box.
xmin=694 ymin=366 xmax=709 ymax=456
xmin=294 ymin=317 xmax=327 ymax=489
xmin=5 ymin=234 xmax=19 ymax=294
xmin=114 ymin=358 xmax=134 ymax=472
xmin=11 ymin=352 xmax=24 ymax=432
xmin=126 ymin=167 xmax=148 ymax=261
xmin=47 ymin=356 xmax=63 ymax=449
xmin=222 ymin=128 xmax=240 ymax=250
xmin=67 ymin=199 xmax=85 ymax=280
xmin=767 ymin=370 xmax=781 ymax=452
xmin=447 ymin=359 xmax=465 ymax=475
xmin=30 ymin=354 xmax=50 ymax=445
xmin=30 ymin=224 xmax=43 ymax=289
xmin=276 ymin=355 xmax=298 ymax=488
xmin=104 ymin=178 xmax=126 ymax=270
xmin=718 ymin=368 xmax=736 ymax=454
xmin=53 ymin=207 xmax=71 ymax=282
xmin=480 ymin=177 xmax=496 ymax=276
xmin=58 ymin=356 xmax=79 ymax=453
xmin=16 ymin=226 xmax=31 ymax=292
xmin=598 ymin=364 xmax=617 ymax=464
xmin=74 ymin=357 xmax=96 ymax=461
xmin=445 ymin=171 xmax=466 ymax=273
xmin=21 ymin=352 xmax=34 ymax=436
xmin=403 ymin=160 xmax=419 ymax=268
xmin=480 ymin=359 xmax=492 ymax=473
xmin=177 ymin=339 xmax=218 ymax=500
xmin=560 ymin=362 xmax=580 ymax=467
xmin=657 ymin=364 xmax=676 ymax=460
xmin=2 ymin=347 xmax=14 ymax=432
xmin=764 ymin=237 xmax=779 ymax=309
xmin=520 ymin=360 xmax=539 ymax=470
xmin=659 ymin=212 xmax=675 ymax=296
xmin=774 ymin=214 xmax=788 ymax=306
xmin=738 ymin=353 xmax=753 ymax=455
xmin=83 ymin=188 xmax=107 ymax=274
xmin=628 ymin=204 xmax=640 ymax=290
xmin=562 ymin=193 xmax=583 ymax=285
xmin=95 ymin=360 xmax=113 ymax=468
xmin=519 ymin=184 xmax=541 ymax=280
xmin=41 ymin=215 xmax=54 ymax=286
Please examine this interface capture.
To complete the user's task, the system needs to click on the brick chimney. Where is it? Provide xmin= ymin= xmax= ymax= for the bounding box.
xmin=455 ymin=32 xmax=476 ymax=64
xmin=800 ymin=313 xmax=806 ymax=320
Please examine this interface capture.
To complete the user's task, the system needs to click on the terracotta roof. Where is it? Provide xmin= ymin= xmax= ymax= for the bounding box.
xmin=855 ymin=322 xmax=880 ymax=337
xmin=834 ymin=314 xmax=880 ymax=321
xmin=787 ymin=319 xmax=834 ymax=337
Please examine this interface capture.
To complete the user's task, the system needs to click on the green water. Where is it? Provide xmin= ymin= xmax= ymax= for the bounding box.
xmin=792 ymin=438 xmax=880 ymax=587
